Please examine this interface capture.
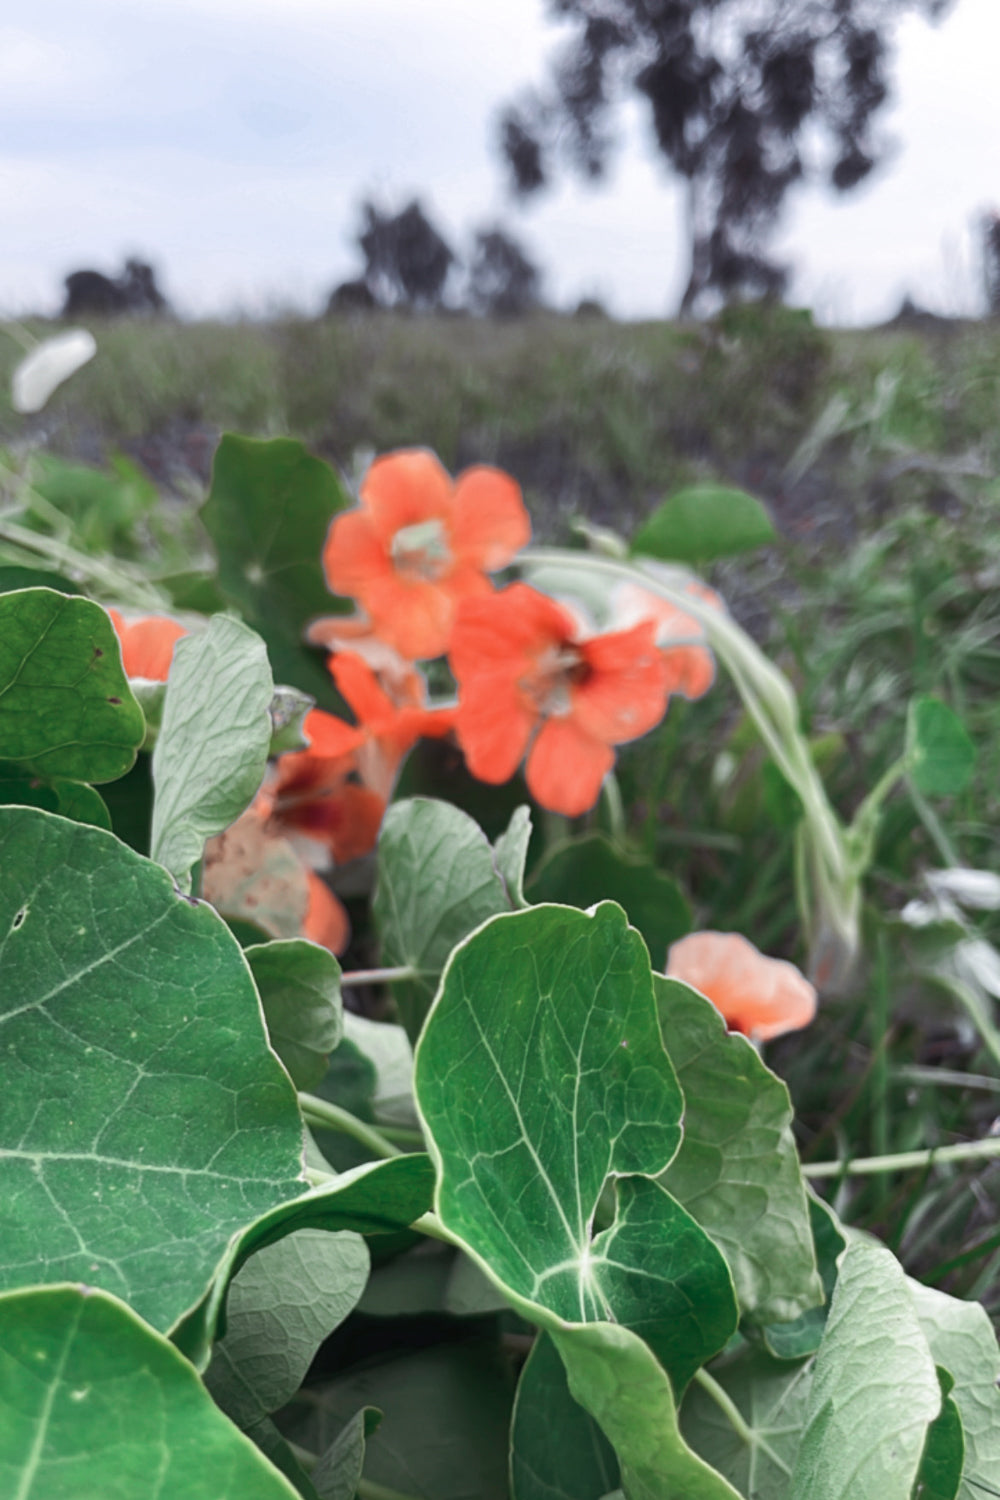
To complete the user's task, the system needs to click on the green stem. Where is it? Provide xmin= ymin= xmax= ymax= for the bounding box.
xmin=892 ymin=1065 xmax=1000 ymax=1093
xmin=339 ymin=965 xmax=418 ymax=987
xmin=804 ymin=1136 xmax=1000 ymax=1179
xmin=298 ymin=1093 xmax=403 ymax=1159
xmin=871 ymin=931 xmax=891 ymax=1216
xmin=692 ymin=1369 xmax=791 ymax=1476
xmin=600 ymin=771 xmax=627 ymax=845
xmin=0 ymin=321 xmax=36 ymax=354
xmin=411 ymin=1210 xmax=465 ymax=1249
xmin=0 ymin=515 xmax=166 ymax=609
xmin=909 ymin=783 xmax=962 ymax=868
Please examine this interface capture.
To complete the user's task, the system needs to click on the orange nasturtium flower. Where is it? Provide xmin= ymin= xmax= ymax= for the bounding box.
xmin=260 ymin=652 xmax=454 ymax=866
xmin=107 ymin=608 xmax=187 ymax=682
xmin=666 ymin=931 xmax=817 ymax=1043
xmin=322 ymin=449 xmax=531 ymax=660
xmin=450 ymin=582 xmax=669 ymax=818
xmin=611 ymin=580 xmax=720 ymax=700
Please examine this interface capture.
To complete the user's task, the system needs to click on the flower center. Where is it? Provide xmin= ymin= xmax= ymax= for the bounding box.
xmin=521 ymin=644 xmax=590 ymax=717
xmin=390 ymin=519 xmax=453 ymax=582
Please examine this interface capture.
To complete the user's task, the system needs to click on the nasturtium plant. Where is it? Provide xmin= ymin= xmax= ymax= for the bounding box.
xmin=414 ymin=900 xmax=743 ymax=1485
xmin=2 ymin=422 xmax=999 ymax=1499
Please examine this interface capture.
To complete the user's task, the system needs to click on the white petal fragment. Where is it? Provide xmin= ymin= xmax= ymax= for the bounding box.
xmin=11 ymin=329 xmax=97 ymax=413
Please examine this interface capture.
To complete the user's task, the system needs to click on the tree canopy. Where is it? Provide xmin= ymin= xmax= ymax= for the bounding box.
xmin=500 ymin=0 xmax=954 ymax=314
xmin=357 ymin=199 xmax=456 ymax=309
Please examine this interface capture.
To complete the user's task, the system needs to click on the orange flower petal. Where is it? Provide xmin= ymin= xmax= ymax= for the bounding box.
xmin=666 ymin=931 xmax=817 ymax=1043
xmin=108 ymin=608 xmax=187 ymax=682
xmin=450 ymin=466 xmax=531 ymax=570
xmin=526 ymin=716 xmax=615 ymax=817
xmin=455 ymin=679 xmax=537 ymax=784
xmin=300 ymin=708 xmax=365 ymax=759
xmin=323 ymin=508 xmax=393 ymax=601
xmin=572 ymin=622 xmax=669 ymax=744
xmin=362 ymin=572 xmax=457 ymax=660
xmin=449 ymin=584 xmax=575 ymax=681
xmin=331 ymin=652 xmax=398 ymax=726
xmin=303 ymin=871 xmax=350 ymax=954
xmin=360 ymin=449 xmax=454 ymax=540
xmin=662 ymin=644 xmax=716 ymax=700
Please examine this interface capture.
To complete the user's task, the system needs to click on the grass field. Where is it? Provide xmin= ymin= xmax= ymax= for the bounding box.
xmin=4 ymin=301 xmax=1000 ymax=1324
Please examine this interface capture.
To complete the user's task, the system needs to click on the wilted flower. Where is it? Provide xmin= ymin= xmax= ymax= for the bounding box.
xmin=666 ymin=930 xmax=817 ymax=1043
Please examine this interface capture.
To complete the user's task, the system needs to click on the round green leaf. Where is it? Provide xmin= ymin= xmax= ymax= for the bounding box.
xmin=0 ymin=765 xmax=111 ymax=829
xmin=246 ymin=939 xmax=343 ymax=1091
xmin=631 ymin=485 xmax=775 ymax=565
xmin=279 ymin=1341 xmax=514 ymax=1500
xmin=0 ymin=807 xmax=306 ymax=1332
xmin=374 ymin=797 xmax=516 ymax=1042
xmin=415 ymin=902 xmax=737 ymax=1393
xmin=201 ymin=435 xmax=351 ymax=704
xmin=655 ymin=976 xmax=822 ymax=1325
xmin=906 ymin=697 xmax=975 ymax=798
xmin=0 ymin=1285 xmax=299 ymax=1499
xmin=0 ymin=589 xmax=143 ymax=782
xmin=511 ymin=1332 xmax=619 ymax=1500
xmin=527 ymin=835 xmax=691 ymax=960
xmin=550 ymin=1322 xmax=743 ymax=1500
xmin=680 ymin=1342 xmax=814 ymax=1495
xmin=908 ymin=1277 xmax=1000 ymax=1499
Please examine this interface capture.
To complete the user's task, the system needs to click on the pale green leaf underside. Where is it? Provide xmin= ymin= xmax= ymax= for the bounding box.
xmin=656 ymin=976 xmax=822 ymax=1325
xmin=374 ymin=797 xmax=516 ymax=1039
xmin=205 ymin=1229 xmax=369 ymax=1429
xmin=680 ymin=1344 xmax=814 ymax=1498
xmin=174 ymin=1154 xmax=435 ymax=1367
xmin=0 ymin=808 xmax=306 ymax=1333
xmin=790 ymin=1240 xmax=941 ymax=1500
xmin=907 ymin=1277 xmax=1000 ymax=1500
xmin=0 ymin=1285 xmax=299 ymax=1499
xmin=151 ymin=614 xmax=273 ymax=887
xmin=246 ymin=939 xmax=343 ymax=1092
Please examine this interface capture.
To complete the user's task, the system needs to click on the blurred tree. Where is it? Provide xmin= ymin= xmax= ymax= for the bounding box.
xmin=984 ymin=210 xmax=1000 ymax=317
xmin=63 ymin=258 xmax=168 ymax=318
xmin=467 ymin=226 xmax=543 ymax=316
xmin=358 ymin=199 xmax=456 ymax=309
xmin=499 ymin=0 xmax=954 ymax=315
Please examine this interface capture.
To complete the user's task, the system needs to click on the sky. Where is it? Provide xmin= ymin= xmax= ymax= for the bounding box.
xmin=1 ymin=0 xmax=997 ymax=325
